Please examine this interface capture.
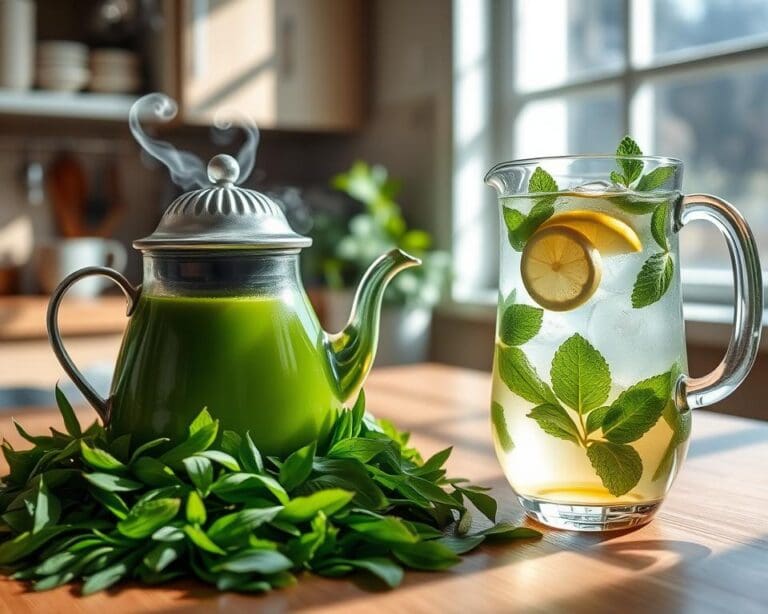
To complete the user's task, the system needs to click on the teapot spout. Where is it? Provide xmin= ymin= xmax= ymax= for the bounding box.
xmin=327 ymin=248 xmax=420 ymax=401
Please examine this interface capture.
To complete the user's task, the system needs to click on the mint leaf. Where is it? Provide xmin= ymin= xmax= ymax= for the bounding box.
xmin=651 ymin=203 xmax=668 ymax=250
xmin=550 ymin=334 xmax=611 ymax=414
xmin=632 ymin=252 xmax=673 ymax=308
xmin=654 ymin=400 xmax=691 ymax=482
xmin=526 ymin=404 xmax=580 ymax=444
xmin=585 ymin=406 xmax=611 ymax=435
xmin=528 ymin=167 xmax=558 ymax=193
xmin=502 ymin=200 xmax=555 ymax=251
xmin=497 ymin=346 xmax=558 ymax=406
xmin=636 ymin=166 xmax=675 ymax=192
xmin=587 ymin=441 xmax=642 ymax=497
xmin=491 ymin=402 xmax=514 ymax=451
xmin=610 ymin=170 xmax=625 ymax=186
xmin=616 ymin=136 xmax=644 ymax=185
xmin=601 ymin=371 xmax=671 ymax=444
xmin=500 ymin=303 xmax=543 ymax=346
xmin=609 ymin=194 xmax=666 ymax=216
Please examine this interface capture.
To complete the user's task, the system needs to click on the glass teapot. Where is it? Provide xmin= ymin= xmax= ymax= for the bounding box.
xmin=46 ymin=152 xmax=418 ymax=456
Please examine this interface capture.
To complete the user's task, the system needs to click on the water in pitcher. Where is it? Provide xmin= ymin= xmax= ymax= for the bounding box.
xmin=491 ymin=185 xmax=691 ymax=507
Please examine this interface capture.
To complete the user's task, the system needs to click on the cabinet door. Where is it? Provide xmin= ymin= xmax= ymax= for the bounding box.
xmin=180 ymin=0 xmax=362 ymax=131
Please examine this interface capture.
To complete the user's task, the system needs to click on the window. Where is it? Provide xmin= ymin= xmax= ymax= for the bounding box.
xmin=452 ymin=0 xmax=768 ymax=306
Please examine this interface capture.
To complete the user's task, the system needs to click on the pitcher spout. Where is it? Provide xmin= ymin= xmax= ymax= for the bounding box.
xmin=326 ymin=248 xmax=420 ymax=401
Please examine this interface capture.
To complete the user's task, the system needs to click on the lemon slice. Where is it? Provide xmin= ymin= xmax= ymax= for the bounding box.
xmin=521 ymin=225 xmax=602 ymax=311
xmin=539 ymin=210 xmax=642 ymax=255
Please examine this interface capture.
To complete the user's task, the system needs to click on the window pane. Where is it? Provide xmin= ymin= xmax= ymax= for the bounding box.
xmin=639 ymin=62 xmax=768 ymax=275
xmin=635 ymin=0 xmax=768 ymax=65
xmin=515 ymin=88 xmax=623 ymax=157
xmin=514 ymin=0 xmax=624 ymax=91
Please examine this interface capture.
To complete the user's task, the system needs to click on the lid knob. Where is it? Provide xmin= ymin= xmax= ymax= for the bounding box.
xmin=207 ymin=154 xmax=240 ymax=185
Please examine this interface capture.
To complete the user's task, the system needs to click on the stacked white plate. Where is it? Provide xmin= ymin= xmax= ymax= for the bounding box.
xmin=36 ymin=41 xmax=90 ymax=92
xmin=90 ymin=48 xmax=141 ymax=94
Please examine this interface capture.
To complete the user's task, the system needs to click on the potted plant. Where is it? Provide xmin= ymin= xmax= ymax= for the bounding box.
xmin=315 ymin=161 xmax=450 ymax=365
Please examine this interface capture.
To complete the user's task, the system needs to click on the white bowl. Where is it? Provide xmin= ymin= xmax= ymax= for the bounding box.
xmin=37 ymin=40 xmax=88 ymax=62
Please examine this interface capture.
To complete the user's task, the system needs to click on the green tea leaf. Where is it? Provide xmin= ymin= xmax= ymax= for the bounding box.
xmin=211 ymin=549 xmax=293 ymax=575
xmin=585 ymin=406 xmax=611 ymax=435
xmin=182 ymin=455 xmax=214 ymax=494
xmin=328 ymin=438 xmax=392 ymax=464
xmin=587 ymin=441 xmax=642 ymax=497
xmin=632 ymin=252 xmax=674 ymax=308
xmin=345 ymin=515 xmax=419 ymax=545
xmin=528 ymin=167 xmax=558 ymax=193
xmin=309 ymin=458 xmax=388 ymax=510
xmin=277 ymin=489 xmax=354 ymax=523
xmin=550 ymin=333 xmax=611 ymax=414
xmin=82 ymin=555 xmax=139 ymax=595
xmin=616 ymin=136 xmax=644 ymax=185
xmin=183 ymin=524 xmax=225 ymax=554
xmin=208 ymin=507 xmax=283 ymax=545
xmin=393 ymin=541 xmax=461 ymax=571
xmin=331 ymin=557 xmax=404 ymax=588
xmin=108 ymin=434 xmax=132 ymax=462
xmin=186 ymin=490 xmax=207 ymax=525
xmin=279 ymin=441 xmax=316 ymax=492
xmin=189 ymin=408 xmax=214 ymax=435
xmin=159 ymin=421 xmax=218 ymax=469
xmin=497 ymin=345 xmax=559 ymax=406
xmin=437 ymin=534 xmax=485 ymax=554
xmin=132 ymin=457 xmax=180 ymax=487
xmin=117 ymin=498 xmax=181 ymax=539
xmin=237 ymin=432 xmax=264 ymax=474
xmin=500 ymin=303 xmax=543 ymax=346
xmin=210 ymin=473 xmax=289 ymax=505
xmin=197 ymin=450 xmax=240 ymax=472
xmin=491 ymin=402 xmax=514 ymax=451
xmin=80 ymin=442 xmax=126 ymax=473
xmin=143 ymin=542 xmax=183 ymax=573
xmin=221 ymin=430 xmax=243 ymax=457
xmin=477 ymin=522 xmax=542 ymax=540
xmin=636 ymin=166 xmax=675 ymax=192
xmin=128 ymin=438 xmax=170 ymax=464
xmin=457 ymin=487 xmax=497 ymax=522
xmin=88 ymin=488 xmax=129 ymax=520
xmin=54 ymin=385 xmax=81 ymax=438
xmin=527 ymin=404 xmax=580 ymax=444
xmin=83 ymin=472 xmax=143 ymax=493
xmin=651 ymin=203 xmax=669 ymax=250
xmin=602 ymin=371 xmax=671 ymax=444
xmin=12 ymin=420 xmax=55 ymax=448
xmin=32 ymin=476 xmax=60 ymax=533
xmin=0 ymin=526 xmax=68 ymax=564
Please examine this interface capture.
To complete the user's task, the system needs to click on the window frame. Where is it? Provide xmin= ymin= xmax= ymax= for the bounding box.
xmin=451 ymin=0 xmax=768 ymax=307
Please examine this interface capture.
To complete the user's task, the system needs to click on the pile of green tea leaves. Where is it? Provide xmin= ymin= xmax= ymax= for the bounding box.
xmin=0 ymin=388 xmax=539 ymax=595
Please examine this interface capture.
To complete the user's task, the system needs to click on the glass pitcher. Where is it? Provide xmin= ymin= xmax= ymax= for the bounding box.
xmin=485 ymin=155 xmax=762 ymax=531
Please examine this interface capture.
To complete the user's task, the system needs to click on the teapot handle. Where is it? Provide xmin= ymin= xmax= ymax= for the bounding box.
xmin=675 ymin=194 xmax=763 ymax=409
xmin=46 ymin=266 xmax=140 ymax=424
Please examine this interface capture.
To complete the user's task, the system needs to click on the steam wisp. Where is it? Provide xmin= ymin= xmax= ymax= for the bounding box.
xmin=129 ymin=93 xmax=260 ymax=189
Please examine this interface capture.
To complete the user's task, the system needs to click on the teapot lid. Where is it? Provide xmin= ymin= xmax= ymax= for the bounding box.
xmin=133 ymin=154 xmax=312 ymax=251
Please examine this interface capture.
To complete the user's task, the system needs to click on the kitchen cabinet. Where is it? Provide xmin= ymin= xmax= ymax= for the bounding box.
xmin=169 ymin=0 xmax=364 ymax=131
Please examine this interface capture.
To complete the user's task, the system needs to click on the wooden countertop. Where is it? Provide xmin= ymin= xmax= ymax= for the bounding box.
xmin=0 ymin=296 xmax=129 ymax=341
xmin=0 ymin=364 xmax=766 ymax=613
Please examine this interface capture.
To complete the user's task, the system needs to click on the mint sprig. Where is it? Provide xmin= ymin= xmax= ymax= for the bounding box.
xmin=496 ymin=330 xmax=682 ymax=496
xmin=0 ymin=387 xmax=539 ymax=594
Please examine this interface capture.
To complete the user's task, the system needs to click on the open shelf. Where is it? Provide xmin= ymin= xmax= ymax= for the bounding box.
xmin=0 ymin=89 xmax=139 ymax=121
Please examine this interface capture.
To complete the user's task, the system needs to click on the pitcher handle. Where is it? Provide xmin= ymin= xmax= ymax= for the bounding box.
xmin=675 ymin=194 xmax=763 ymax=409
xmin=46 ymin=266 xmax=140 ymax=423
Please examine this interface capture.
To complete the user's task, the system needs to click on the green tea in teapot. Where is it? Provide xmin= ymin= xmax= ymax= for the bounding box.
xmin=109 ymin=294 xmax=339 ymax=456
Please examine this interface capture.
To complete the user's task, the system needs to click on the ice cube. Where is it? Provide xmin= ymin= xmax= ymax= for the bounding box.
xmin=572 ymin=180 xmax=627 ymax=196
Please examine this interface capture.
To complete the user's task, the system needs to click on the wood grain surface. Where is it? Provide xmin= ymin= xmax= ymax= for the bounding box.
xmin=0 ymin=363 xmax=766 ymax=613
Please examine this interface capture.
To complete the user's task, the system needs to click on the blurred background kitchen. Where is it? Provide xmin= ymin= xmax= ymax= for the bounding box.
xmin=0 ymin=0 xmax=766 ymax=419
